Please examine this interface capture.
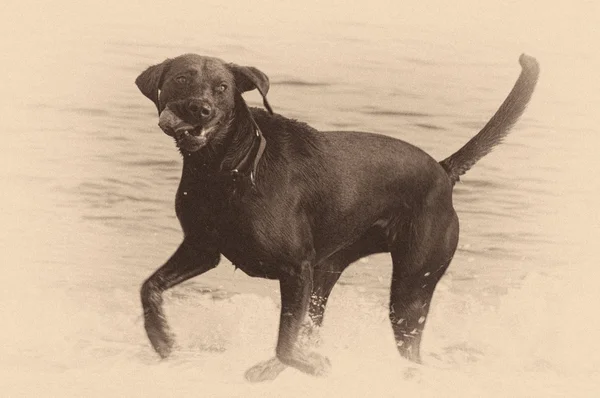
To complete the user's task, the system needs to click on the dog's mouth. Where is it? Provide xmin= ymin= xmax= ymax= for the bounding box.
xmin=158 ymin=108 xmax=219 ymax=152
xmin=174 ymin=125 xmax=216 ymax=152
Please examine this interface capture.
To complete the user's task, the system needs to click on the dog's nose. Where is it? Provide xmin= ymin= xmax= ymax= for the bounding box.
xmin=187 ymin=99 xmax=212 ymax=119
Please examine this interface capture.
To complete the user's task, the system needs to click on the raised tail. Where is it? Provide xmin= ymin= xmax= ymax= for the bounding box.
xmin=440 ymin=54 xmax=540 ymax=184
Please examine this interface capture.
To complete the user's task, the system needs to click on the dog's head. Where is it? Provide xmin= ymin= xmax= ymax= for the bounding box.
xmin=135 ymin=54 xmax=272 ymax=153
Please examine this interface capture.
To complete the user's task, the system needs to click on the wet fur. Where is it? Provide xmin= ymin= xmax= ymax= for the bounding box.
xmin=136 ymin=54 xmax=539 ymax=381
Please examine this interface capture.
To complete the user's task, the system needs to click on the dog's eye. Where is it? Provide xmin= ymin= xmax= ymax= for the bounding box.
xmin=175 ymin=76 xmax=187 ymax=84
xmin=217 ymin=83 xmax=228 ymax=93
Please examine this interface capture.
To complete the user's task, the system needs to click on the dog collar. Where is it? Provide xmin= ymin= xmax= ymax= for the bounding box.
xmin=230 ymin=124 xmax=266 ymax=186
xmin=228 ymin=96 xmax=269 ymax=186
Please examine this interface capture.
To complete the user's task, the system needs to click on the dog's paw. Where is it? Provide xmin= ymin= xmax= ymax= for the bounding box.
xmin=303 ymin=351 xmax=331 ymax=377
xmin=154 ymin=338 xmax=174 ymax=359
xmin=245 ymin=357 xmax=287 ymax=382
xmin=147 ymin=328 xmax=175 ymax=359
xmin=402 ymin=365 xmax=424 ymax=383
xmin=276 ymin=350 xmax=331 ymax=377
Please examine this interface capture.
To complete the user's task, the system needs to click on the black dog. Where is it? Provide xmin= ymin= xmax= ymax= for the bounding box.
xmin=136 ymin=53 xmax=539 ymax=381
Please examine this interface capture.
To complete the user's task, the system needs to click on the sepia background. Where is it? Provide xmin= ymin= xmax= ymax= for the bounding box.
xmin=1 ymin=0 xmax=599 ymax=396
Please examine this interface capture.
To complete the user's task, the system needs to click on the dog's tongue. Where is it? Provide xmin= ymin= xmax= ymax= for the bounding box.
xmin=158 ymin=108 xmax=194 ymax=136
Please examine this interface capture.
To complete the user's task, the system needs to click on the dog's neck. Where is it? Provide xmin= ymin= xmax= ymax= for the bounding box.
xmin=220 ymin=98 xmax=266 ymax=183
xmin=182 ymin=95 xmax=266 ymax=185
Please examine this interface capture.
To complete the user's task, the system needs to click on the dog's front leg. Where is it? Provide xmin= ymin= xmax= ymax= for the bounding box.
xmin=276 ymin=261 xmax=331 ymax=374
xmin=141 ymin=239 xmax=220 ymax=358
xmin=245 ymin=261 xmax=331 ymax=382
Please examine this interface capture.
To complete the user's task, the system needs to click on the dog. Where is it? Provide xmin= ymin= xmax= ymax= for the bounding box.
xmin=135 ymin=53 xmax=539 ymax=381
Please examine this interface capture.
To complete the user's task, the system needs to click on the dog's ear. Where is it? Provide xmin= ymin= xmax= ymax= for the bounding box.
xmin=228 ymin=64 xmax=273 ymax=115
xmin=135 ymin=59 xmax=172 ymax=113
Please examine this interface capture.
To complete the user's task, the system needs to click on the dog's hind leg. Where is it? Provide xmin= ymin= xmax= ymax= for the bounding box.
xmin=308 ymin=263 xmax=345 ymax=328
xmin=388 ymin=208 xmax=459 ymax=363
xmin=140 ymin=239 xmax=220 ymax=358
xmin=299 ymin=230 xmax=389 ymax=352
xmin=298 ymin=261 xmax=345 ymax=350
xmin=308 ymin=228 xmax=389 ymax=329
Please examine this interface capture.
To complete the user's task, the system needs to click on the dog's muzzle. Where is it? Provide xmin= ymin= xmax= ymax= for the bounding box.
xmin=158 ymin=108 xmax=209 ymax=152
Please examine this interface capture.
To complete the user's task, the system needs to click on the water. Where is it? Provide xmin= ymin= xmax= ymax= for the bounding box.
xmin=1 ymin=1 xmax=599 ymax=396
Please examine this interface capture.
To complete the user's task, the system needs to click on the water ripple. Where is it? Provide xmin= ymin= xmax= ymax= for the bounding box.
xmin=273 ymin=79 xmax=332 ymax=87
xmin=363 ymin=109 xmax=432 ymax=117
xmin=414 ymin=123 xmax=445 ymax=131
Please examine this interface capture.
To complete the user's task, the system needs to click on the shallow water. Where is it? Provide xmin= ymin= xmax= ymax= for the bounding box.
xmin=1 ymin=1 xmax=600 ymax=396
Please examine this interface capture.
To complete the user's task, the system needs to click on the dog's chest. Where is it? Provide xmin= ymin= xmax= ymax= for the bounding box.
xmin=215 ymin=201 xmax=290 ymax=276
xmin=215 ymin=211 xmax=286 ymax=279
xmin=219 ymin=244 xmax=280 ymax=279
xmin=176 ymin=179 xmax=290 ymax=279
